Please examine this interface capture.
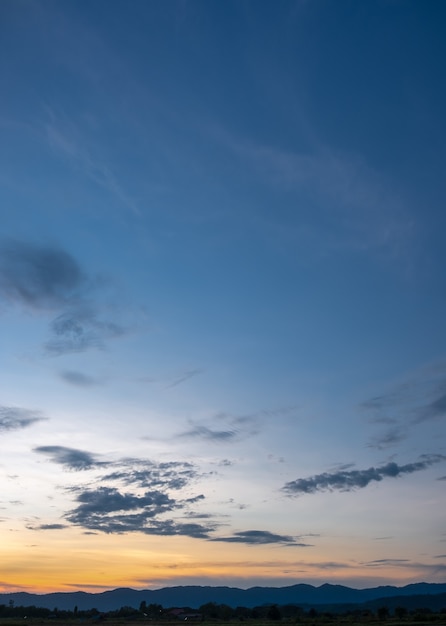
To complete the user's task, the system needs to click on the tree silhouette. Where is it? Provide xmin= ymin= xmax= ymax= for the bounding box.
xmin=267 ymin=604 xmax=281 ymax=620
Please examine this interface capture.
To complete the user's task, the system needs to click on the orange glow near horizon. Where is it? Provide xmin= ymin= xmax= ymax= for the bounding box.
xmin=0 ymin=529 xmax=430 ymax=594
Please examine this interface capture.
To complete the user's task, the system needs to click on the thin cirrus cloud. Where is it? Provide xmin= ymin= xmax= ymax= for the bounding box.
xmin=362 ymin=365 xmax=446 ymax=449
xmin=0 ymin=239 xmax=126 ymax=356
xmin=0 ymin=406 xmax=46 ymax=433
xmin=416 ymin=388 xmax=446 ymax=423
xmin=367 ymin=427 xmax=407 ymax=450
xmin=282 ymin=455 xmax=445 ymax=495
xmin=361 ymin=366 xmax=446 ymax=423
xmin=44 ymin=110 xmax=141 ymax=216
xmin=211 ymin=125 xmax=412 ymax=259
xmin=165 ymin=368 xmax=204 ymax=389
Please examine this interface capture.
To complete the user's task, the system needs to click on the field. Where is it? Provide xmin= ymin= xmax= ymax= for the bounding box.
xmin=1 ymin=617 xmax=446 ymax=626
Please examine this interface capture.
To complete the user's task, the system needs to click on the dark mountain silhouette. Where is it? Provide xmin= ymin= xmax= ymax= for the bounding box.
xmin=1 ymin=582 xmax=446 ymax=612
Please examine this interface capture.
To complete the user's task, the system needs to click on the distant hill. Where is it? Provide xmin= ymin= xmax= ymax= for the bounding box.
xmin=1 ymin=582 xmax=446 ymax=612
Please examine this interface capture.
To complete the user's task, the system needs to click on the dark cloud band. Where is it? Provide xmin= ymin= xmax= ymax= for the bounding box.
xmin=282 ymin=455 xmax=445 ymax=495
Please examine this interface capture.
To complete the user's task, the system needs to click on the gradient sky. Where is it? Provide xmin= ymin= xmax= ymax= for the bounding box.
xmin=1 ymin=0 xmax=446 ymax=594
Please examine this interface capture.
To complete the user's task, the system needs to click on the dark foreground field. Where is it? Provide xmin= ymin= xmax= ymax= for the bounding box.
xmin=2 ymin=617 xmax=446 ymax=626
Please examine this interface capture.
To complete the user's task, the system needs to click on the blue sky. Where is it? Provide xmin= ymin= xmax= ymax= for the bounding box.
xmin=1 ymin=0 xmax=446 ymax=592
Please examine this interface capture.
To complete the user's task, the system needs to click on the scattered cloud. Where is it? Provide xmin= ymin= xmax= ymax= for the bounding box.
xmin=59 ymin=370 xmax=100 ymax=387
xmin=210 ymin=529 xmax=310 ymax=546
xmin=183 ymin=511 xmax=216 ymax=520
xmin=101 ymin=459 xmax=198 ymax=491
xmin=34 ymin=446 xmax=106 ymax=470
xmin=32 ymin=451 xmax=216 ymax=538
xmin=0 ymin=239 xmax=128 ymax=356
xmin=65 ymin=486 xmax=213 ymax=537
xmin=30 ymin=451 xmax=295 ymax=543
xmin=45 ymin=309 xmax=125 ymax=356
xmin=0 ymin=239 xmax=84 ymax=310
xmin=282 ymin=455 xmax=445 ymax=495
xmin=0 ymin=406 xmax=46 ymax=433
xmin=178 ymin=425 xmax=238 ymax=442
xmin=176 ymin=412 xmax=260 ymax=443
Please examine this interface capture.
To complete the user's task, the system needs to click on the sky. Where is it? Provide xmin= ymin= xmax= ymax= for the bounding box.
xmin=1 ymin=0 xmax=446 ymax=594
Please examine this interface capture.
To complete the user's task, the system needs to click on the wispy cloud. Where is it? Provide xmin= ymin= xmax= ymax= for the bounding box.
xmin=211 ymin=126 xmax=413 ymax=259
xmin=363 ymin=363 xmax=446 ymax=448
xmin=34 ymin=446 xmax=106 ymax=470
xmin=176 ymin=412 xmax=260 ymax=443
xmin=282 ymin=455 xmax=445 ymax=495
xmin=32 ymin=523 xmax=68 ymax=530
xmin=0 ymin=239 xmax=127 ymax=356
xmin=0 ymin=406 xmax=46 ymax=433
xmin=416 ymin=388 xmax=446 ymax=423
xmin=59 ymin=370 xmax=101 ymax=387
xmin=101 ymin=459 xmax=198 ymax=491
xmin=367 ymin=427 xmax=407 ymax=450
xmin=46 ymin=309 xmax=125 ymax=356
xmin=165 ymin=368 xmax=204 ymax=389
xmin=210 ymin=530 xmax=310 ymax=546
xmin=44 ymin=109 xmax=140 ymax=215
xmin=364 ymin=559 xmax=410 ymax=566
xmin=0 ymin=239 xmax=84 ymax=310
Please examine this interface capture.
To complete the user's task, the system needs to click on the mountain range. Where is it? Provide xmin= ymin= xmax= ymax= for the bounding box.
xmin=2 ymin=582 xmax=446 ymax=612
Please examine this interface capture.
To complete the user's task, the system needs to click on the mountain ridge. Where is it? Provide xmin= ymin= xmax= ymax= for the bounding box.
xmin=2 ymin=582 xmax=446 ymax=612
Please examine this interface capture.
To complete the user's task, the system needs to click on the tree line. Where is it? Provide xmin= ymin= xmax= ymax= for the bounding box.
xmin=1 ymin=599 xmax=446 ymax=621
